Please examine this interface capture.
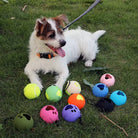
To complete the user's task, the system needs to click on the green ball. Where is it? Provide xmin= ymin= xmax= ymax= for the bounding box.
xmin=13 ymin=113 xmax=34 ymax=130
xmin=24 ymin=83 xmax=41 ymax=99
xmin=45 ymin=85 xmax=62 ymax=102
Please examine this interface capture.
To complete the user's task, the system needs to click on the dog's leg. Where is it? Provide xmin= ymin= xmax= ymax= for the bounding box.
xmin=55 ymin=67 xmax=69 ymax=91
xmin=84 ymin=51 xmax=95 ymax=67
xmin=83 ymin=30 xmax=106 ymax=67
xmin=24 ymin=63 xmax=43 ymax=90
xmin=85 ymin=60 xmax=93 ymax=67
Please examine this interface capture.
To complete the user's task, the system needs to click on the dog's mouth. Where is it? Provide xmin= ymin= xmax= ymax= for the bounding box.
xmin=46 ymin=44 xmax=65 ymax=57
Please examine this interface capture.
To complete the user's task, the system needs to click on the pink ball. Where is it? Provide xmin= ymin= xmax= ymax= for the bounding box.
xmin=100 ymin=73 xmax=115 ymax=87
xmin=40 ymin=105 xmax=59 ymax=124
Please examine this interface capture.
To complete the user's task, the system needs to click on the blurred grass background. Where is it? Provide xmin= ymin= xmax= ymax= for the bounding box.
xmin=0 ymin=0 xmax=137 ymax=137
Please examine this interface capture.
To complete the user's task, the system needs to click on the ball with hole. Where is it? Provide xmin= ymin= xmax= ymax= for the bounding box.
xmin=40 ymin=105 xmax=59 ymax=124
xmin=92 ymin=83 xmax=109 ymax=97
xmin=95 ymin=98 xmax=115 ymax=112
xmin=24 ymin=83 xmax=41 ymax=99
xmin=62 ymin=104 xmax=81 ymax=122
xmin=100 ymin=73 xmax=115 ymax=87
xmin=110 ymin=90 xmax=127 ymax=106
xmin=13 ymin=113 xmax=34 ymax=130
xmin=65 ymin=80 xmax=81 ymax=95
xmin=45 ymin=85 xmax=62 ymax=102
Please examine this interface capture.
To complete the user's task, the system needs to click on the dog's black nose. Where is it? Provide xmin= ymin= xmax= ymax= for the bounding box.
xmin=59 ymin=40 xmax=66 ymax=47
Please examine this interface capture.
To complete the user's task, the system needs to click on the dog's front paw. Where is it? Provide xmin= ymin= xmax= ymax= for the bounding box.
xmin=35 ymin=83 xmax=43 ymax=91
xmin=85 ymin=60 xmax=93 ymax=67
xmin=54 ymin=83 xmax=63 ymax=91
xmin=39 ymin=85 xmax=43 ymax=91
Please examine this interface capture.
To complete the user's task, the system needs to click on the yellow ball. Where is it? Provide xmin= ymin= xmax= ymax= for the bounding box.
xmin=24 ymin=83 xmax=41 ymax=99
xmin=65 ymin=81 xmax=81 ymax=95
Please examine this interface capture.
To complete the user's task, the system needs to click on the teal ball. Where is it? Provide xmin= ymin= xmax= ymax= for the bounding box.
xmin=110 ymin=90 xmax=127 ymax=106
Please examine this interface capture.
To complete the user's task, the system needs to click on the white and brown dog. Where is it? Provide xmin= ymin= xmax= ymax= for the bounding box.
xmin=24 ymin=14 xmax=106 ymax=90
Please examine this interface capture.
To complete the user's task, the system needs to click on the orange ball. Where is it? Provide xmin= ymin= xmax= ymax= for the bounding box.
xmin=68 ymin=94 xmax=85 ymax=109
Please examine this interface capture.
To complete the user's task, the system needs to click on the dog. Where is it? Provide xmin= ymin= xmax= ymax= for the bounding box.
xmin=24 ymin=14 xmax=106 ymax=91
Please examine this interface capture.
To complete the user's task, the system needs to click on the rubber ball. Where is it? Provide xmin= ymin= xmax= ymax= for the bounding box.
xmin=92 ymin=83 xmax=109 ymax=97
xmin=95 ymin=98 xmax=115 ymax=112
xmin=100 ymin=73 xmax=115 ymax=87
xmin=13 ymin=113 xmax=34 ymax=130
xmin=110 ymin=90 xmax=127 ymax=106
xmin=62 ymin=104 xmax=81 ymax=122
xmin=40 ymin=105 xmax=59 ymax=124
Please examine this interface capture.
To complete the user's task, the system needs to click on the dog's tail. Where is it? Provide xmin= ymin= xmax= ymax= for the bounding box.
xmin=92 ymin=30 xmax=106 ymax=41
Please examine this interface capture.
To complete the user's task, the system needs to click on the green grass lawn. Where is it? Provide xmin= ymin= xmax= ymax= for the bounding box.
xmin=0 ymin=0 xmax=137 ymax=137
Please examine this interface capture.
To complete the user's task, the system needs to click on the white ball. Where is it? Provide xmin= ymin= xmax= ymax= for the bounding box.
xmin=65 ymin=81 xmax=81 ymax=95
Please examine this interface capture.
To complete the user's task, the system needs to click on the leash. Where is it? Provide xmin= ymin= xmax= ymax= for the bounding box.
xmin=63 ymin=0 xmax=102 ymax=30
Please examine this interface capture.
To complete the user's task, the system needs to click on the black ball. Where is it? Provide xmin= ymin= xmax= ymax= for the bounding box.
xmin=95 ymin=98 xmax=115 ymax=112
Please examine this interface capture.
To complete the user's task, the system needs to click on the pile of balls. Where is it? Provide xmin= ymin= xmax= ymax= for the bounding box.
xmin=92 ymin=73 xmax=127 ymax=112
xmin=13 ymin=80 xmax=84 ymax=130
xmin=13 ymin=73 xmax=127 ymax=130
xmin=39 ymin=80 xmax=85 ymax=123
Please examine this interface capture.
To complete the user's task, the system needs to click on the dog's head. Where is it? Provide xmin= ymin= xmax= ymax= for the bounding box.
xmin=34 ymin=14 xmax=68 ymax=57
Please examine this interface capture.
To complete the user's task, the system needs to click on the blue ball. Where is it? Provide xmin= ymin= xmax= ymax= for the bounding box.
xmin=92 ymin=83 xmax=109 ymax=97
xmin=110 ymin=90 xmax=127 ymax=106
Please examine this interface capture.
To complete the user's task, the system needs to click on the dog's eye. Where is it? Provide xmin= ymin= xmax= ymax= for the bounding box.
xmin=60 ymin=29 xmax=63 ymax=34
xmin=59 ymin=26 xmax=64 ymax=34
xmin=49 ymin=32 xmax=55 ymax=38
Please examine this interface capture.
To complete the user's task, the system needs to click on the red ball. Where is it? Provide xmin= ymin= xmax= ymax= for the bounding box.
xmin=68 ymin=94 xmax=85 ymax=109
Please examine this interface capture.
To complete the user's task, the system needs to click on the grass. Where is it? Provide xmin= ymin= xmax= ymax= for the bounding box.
xmin=0 ymin=0 xmax=137 ymax=137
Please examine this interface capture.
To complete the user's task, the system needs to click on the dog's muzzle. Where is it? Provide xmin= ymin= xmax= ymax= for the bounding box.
xmin=59 ymin=40 xmax=66 ymax=47
xmin=45 ymin=44 xmax=66 ymax=57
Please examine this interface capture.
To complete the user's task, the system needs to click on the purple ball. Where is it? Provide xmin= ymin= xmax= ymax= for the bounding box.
xmin=62 ymin=104 xmax=81 ymax=122
xmin=92 ymin=83 xmax=109 ymax=97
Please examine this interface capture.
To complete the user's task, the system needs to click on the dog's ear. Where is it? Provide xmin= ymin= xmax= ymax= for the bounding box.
xmin=53 ymin=14 xmax=69 ymax=27
xmin=34 ymin=18 xmax=47 ymax=36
